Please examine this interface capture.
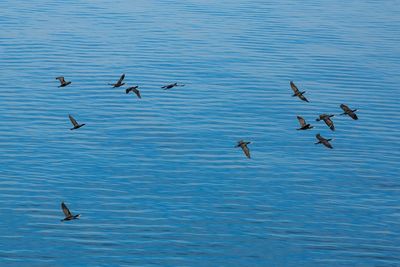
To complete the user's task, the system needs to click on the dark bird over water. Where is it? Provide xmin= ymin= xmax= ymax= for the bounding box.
xmin=126 ymin=86 xmax=141 ymax=99
xmin=56 ymin=76 xmax=71 ymax=87
xmin=316 ymin=114 xmax=335 ymax=131
xmin=296 ymin=116 xmax=313 ymax=130
xmin=235 ymin=140 xmax=251 ymax=159
xmin=69 ymin=114 xmax=85 ymax=130
xmin=60 ymin=202 xmax=80 ymax=222
xmin=315 ymin=133 xmax=333 ymax=149
xmin=109 ymin=74 xmax=125 ymax=88
xmin=290 ymin=81 xmax=309 ymax=102
xmin=340 ymin=104 xmax=358 ymax=120
xmin=161 ymin=82 xmax=185 ymax=90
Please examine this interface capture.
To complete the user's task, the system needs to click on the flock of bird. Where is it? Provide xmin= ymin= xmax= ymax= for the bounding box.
xmin=235 ymin=81 xmax=358 ymax=158
xmin=55 ymin=75 xmax=358 ymax=221
xmin=56 ymin=74 xmax=187 ymax=221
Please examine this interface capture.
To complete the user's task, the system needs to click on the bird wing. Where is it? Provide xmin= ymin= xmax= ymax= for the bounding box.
xmin=235 ymin=140 xmax=244 ymax=147
xmin=350 ymin=112 xmax=358 ymax=120
xmin=133 ymin=88 xmax=141 ymax=98
xmin=297 ymin=116 xmax=306 ymax=127
xmin=340 ymin=104 xmax=351 ymax=113
xmin=117 ymin=74 xmax=125 ymax=84
xmin=323 ymin=140 xmax=333 ymax=149
xmin=61 ymin=202 xmax=72 ymax=217
xmin=325 ymin=117 xmax=335 ymax=130
xmin=56 ymin=77 xmax=66 ymax=84
xmin=290 ymin=81 xmax=299 ymax=93
xmin=69 ymin=115 xmax=79 ymax=127
xmin=298 ymin=94 xmax=309 ymax=102
xmin=241 ymin=145 xmax=251 ymax=158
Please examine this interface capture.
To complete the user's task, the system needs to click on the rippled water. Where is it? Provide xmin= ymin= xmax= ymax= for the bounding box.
xmin=1 ymin=1 xmax=399 ymax=266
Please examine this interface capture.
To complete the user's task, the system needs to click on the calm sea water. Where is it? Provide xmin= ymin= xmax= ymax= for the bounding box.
xmin=1 ymin=1 xmax=400 ymax=266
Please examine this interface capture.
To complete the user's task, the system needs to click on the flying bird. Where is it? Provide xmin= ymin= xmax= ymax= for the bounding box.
xmin=126 ymin=86 xmax=141 ymax=99
xmin=56 ymin=76 xmax=71 ymax=87
xmin=69 ymin=114 xmax=85 ymax=130
xmin=235 ymin=140 xmax=251 ymax=159
xmin=290 ymin=81 xmax=309 ymax=102
xmin=316 ymin=114 xmax=335 ymax=131
xmin=161 ymin=82 xmax=184 ymax=90
xmin=60 ymin=202 xmax=80 ymax=222
xmin=340 ymin=104 xmax=358 ymax=120
xmin=315 ymin=134 xmax=333 ymax=149
xmin=109 ymin=74 xmax=125 ymax=88
xmin=296 ymin=116 xmax=313 ymax=130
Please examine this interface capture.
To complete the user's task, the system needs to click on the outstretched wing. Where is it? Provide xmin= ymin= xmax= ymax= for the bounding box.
xmin=290 ymin=81 xmax=299 ymax=94
xmin=298 ymin=94 xmax=309 ymax=102
xmin=61 ymin=202 xmax=72 ymax=217
xmin=340 ymin=104 xmax=351 ymax=113
xmin=56 ymin=77 xmax=66 ymax=84
xmin=242 ymin=145 xmax=251 ymax=159
xmin=133 ymin=88 xmax=141 ymax=99
xmin=117 ymin=74 xmax=125 ymax=84
xmin=325 ymin=117 xmax=335 ymax=131
xmin=323 ymin=140 xmax=333 ymax=149
xmin=69 ymin=115 xmax=79 ymax=127
xmin=297 ymin=116 xmax=306 ymax=127
xmin=349 ymin=112 xmax=358 ymax=120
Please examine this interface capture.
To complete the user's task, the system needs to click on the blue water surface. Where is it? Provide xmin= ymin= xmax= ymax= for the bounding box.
xmin=0 ymin=1 xmax=400 ymax=266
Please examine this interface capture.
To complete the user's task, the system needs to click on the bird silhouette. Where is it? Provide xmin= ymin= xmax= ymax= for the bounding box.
xmin=340 ymin=104 xmax=358 ymax=120
xmin=69 ymin=115 xmax=85 ymax=130
xmin=60 ymin=202 xmax=80 ymax=222
xmin=315 ymin=134 xmax=333 ymax=149
xmin=316 ymin=114 xmax=335 ymax=131
xmin=56 ymin=76 xmax=71 ymax=87
xmin=235 ymin=140 xmax=251 ymax=159
xmin=296 ymin=116 xmax=313 ymax=130
xmin=290 ymin=81 xmax=309 ymax=102
xmin=109 ymin=74 xmax=125 ymax=88
xmin=126 ymin=86 xmax=141 ymax=99
xmin=161 ymin=83 xmax=184 ymax=90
